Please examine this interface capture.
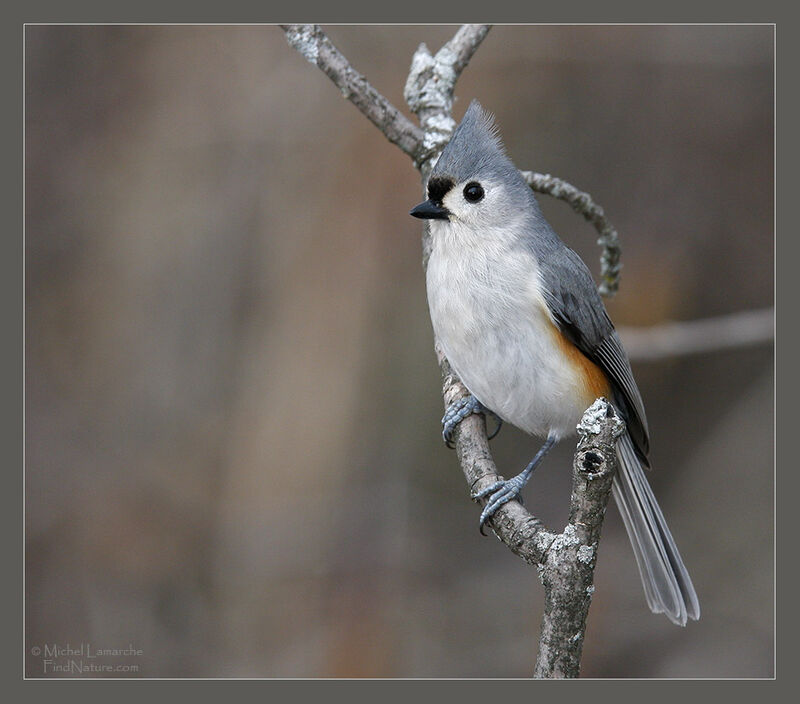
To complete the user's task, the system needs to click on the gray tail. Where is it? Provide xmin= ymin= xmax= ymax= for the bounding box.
xmin=612 ymin=432 xmax=700 ymax=626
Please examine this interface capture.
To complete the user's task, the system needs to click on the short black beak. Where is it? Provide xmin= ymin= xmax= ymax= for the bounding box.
xmin=410 ymin=199 xmax=450 ymax=220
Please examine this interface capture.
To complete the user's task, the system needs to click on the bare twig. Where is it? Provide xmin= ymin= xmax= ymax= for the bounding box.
xmin=534 ymin=400 xmax=624 ymax=678
xmin=619 ymin=307 xmax=774 ymax=361
xmin=522 ymin=171 xmax=622 ymax=298
xmin=404 ymin=25 xmax=491 ymax=174
xmin=280 ymin=25 xmax=424 ymax=160
xmin=441 ymin=24 xmax=492 ymax=79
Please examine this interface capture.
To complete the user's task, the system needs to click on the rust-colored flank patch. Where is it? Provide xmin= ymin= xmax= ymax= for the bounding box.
xmin=550 ymin=321 xmax=611 ymax=404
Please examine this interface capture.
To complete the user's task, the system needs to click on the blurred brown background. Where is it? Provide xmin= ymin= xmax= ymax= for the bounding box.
xmin=25 ymin=25 xmax=773 ymax=678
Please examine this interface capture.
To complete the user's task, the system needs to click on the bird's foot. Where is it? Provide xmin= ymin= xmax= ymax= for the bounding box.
xmin=472 ymin=473 xmax=530 ymax=533
xmin=471 ymin=435 xmax=557 ymax=533
xmin=441 ymin=395 xmax=502 ymax=449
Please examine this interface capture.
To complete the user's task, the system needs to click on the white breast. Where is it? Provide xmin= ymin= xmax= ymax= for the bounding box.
xmin=426 ymin=220 xmax=591 ymax=440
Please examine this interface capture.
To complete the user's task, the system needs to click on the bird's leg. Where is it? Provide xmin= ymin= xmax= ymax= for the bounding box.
xmin=441 ymin=394 xmax=503 ymax=449
xmin=473 ymin=434 xmax=557 ymax=531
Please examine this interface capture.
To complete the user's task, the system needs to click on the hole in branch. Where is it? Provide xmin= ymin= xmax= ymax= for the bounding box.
xmin=582 ymin=451 xmax=603 ymax=473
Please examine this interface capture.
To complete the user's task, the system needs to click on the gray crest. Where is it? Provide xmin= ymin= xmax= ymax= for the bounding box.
xmin=431 ymin=100 xmax=527 ymax=193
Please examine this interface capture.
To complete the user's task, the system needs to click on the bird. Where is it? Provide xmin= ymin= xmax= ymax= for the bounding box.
xmin=410 ymin=100 xmax=699 ymax=626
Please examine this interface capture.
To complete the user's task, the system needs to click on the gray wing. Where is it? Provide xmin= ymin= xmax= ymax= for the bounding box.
xmin=538 ymin=245 xmax=650 ymax=461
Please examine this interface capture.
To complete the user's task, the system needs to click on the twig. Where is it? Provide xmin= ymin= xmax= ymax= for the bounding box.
xmin=535 ymin=401 xmax=624 ymax=677
xmin=441 ymin=24 xmax=492 ymax=79
xmin=522 ymin=171 xmax=622 ymax=298
xmin=404 ymin=25 xmax=491 ymax=174
xmin=619 ymin=307 xmax=774 ymax=361
xmin=280 ymin=25 xmax=424 ymax=160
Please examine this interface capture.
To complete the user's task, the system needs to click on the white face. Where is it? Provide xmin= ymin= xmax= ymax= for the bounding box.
xmin=440 ymin=178 xmax=509 ymax=230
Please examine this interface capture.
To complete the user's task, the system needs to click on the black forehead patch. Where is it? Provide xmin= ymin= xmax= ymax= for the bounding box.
xmin=427 ymin=177 xmax=454 ymax=203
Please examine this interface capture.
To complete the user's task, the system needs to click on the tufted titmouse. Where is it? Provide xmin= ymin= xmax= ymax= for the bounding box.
xmin=410 ymin=101 xmax=699 ymax=626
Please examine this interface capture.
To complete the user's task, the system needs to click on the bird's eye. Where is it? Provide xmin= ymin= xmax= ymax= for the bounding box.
xmin=463 ymin=182 xmax=484 ymax=203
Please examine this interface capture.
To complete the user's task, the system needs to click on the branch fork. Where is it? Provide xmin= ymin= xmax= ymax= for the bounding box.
xmin=403 ymin=25 xmax=491 ymax=172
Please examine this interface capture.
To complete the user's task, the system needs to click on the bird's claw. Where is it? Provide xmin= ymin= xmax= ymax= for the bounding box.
xmin=441 ymin=395 xmax=503 ymax=449
xmin=472 ymin=476 xmax=527 ymax=533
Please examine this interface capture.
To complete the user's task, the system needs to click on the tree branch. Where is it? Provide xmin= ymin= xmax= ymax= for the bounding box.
xmin=534 ymin=400 xmax=624 ymax=678
xmin=441 ymin=24 xmax=493 ymax=79
xmin=280 ymin=24 xmax=424 ymax=160
xmin=404 ymin=25 xmax=491 ymax=174
xmin=619 ymin=307 xmax=774 ymax=361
